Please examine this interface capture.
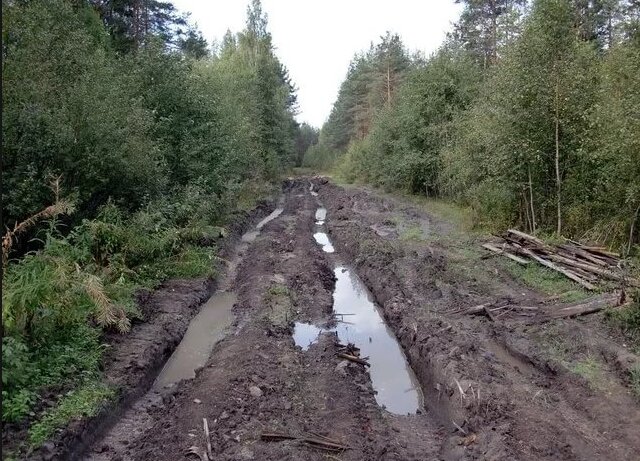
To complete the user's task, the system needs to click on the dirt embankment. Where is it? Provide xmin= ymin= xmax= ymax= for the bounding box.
xmin=314 ymin=178 xmax=640 ymax=460
xmin=7 ymin=199 xmax=276 ymax=461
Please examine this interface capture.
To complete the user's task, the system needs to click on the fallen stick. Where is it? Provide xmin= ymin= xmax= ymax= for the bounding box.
xmin=452 ymin=420 xmax=468 ymax=435
xmin=483 ymin=305 xmax=497 ymax=321
xmin=301 ymin=437 xmax=350 ymax=452
xmin=261 ymin=432 xmax=298 ymax=441
xmin=202 ymin=418 xmax=213 ymax=461
xmin=482 ymin=243 xmax=530 ymax=265
xmin=336 ymin=352 xmax=370 ymax=366
xmin=307 ymin=432 xmax=348 ymax=446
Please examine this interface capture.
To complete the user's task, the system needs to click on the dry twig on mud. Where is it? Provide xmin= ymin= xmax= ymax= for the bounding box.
xmin=336 ymin=352 xmax=370 ymax=366
xmin=260 ymin=431 xmax=350 ymax=452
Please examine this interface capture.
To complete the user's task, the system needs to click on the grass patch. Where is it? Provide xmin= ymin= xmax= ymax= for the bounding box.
xmin=571 ymin=356 xmax=605 ymax=389
xmin=502 ymin=260 xmax=589 ymax=300
xmin=234 ymin=179 xmax=278 ymax=212
xmin=605 ymin=299 xmax=640 ymax=351
xmin=630 ymin=366 xmax=640 ymax=399
xmin=399 ymin=225 xmax=424 ymax=241
xmin=28 ymin=380 xmax=114 ymax=448
xmin=264 ymin=283 xmax=294 ymax=328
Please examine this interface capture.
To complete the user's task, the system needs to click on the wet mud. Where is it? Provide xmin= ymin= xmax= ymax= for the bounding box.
xmin=20 ymin=177 xmax=640 ymax=461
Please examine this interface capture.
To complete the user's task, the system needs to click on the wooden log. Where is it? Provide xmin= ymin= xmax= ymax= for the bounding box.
xmin=482 ymin=243 xmax=530 ymax=265
xmin=557 ymin=244 xmax=609 ymax=267
xmin=506 ymin=229 xmax=547 ymax=247
xmin=543 ymin=294 xmax=625 ymax=320
xmin=543 ymin=252 xmax=639 ymax=286
xmin=518 ymin=247 xmax=596 ymax=290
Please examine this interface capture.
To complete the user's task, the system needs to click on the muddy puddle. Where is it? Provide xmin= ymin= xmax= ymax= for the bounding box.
xmin=154 ymin=292 xmax=236 ymax=389
xmin=313 ymin=232 xmax=335 ymax=252
xmin=315 ymin=207 xmax=326 ymax=224
xmin=306 ymin=204 xmax=423 ymax=415
xmin=293 ymin=322 xmax=323 ymax=351
xmin=157 ymin=206 xmax=284 ymax=389
xmin=333 ymin=266 xmax=423 ymax=414
xmin=242 ymin=207 xmax=284 ymax=243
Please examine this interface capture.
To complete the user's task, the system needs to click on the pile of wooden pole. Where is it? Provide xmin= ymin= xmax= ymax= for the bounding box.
xmin=483 ymin=229 xmax=639 ymax=290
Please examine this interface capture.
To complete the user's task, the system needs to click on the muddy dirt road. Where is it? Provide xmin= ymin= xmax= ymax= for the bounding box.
xmin=81 ymin=178 xmax=639 ymax=461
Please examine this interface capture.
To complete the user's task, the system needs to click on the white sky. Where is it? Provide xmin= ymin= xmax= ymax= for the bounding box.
xmin=172 ymin=0 xmax=463 ymax=128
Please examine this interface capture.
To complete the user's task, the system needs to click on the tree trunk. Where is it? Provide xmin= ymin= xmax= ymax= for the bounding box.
xmin=528 ymin=164 xmax=537 ymax=233
xmin=490 ymin=0 xmax=498 ymax=65
xmin=554 ymin=76 xmax=562 ymax=236
xmin=386 ymin=62 xmax=391 ymax=105
xmin=627 ymin=204 xmax=640 ymax=256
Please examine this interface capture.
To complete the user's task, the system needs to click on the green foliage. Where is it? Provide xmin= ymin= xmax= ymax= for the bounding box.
xmin=2 ymin=0 xmax=296 ymax=445
xmin=312 ymin=0 xmax=639 ymax=249
xmin=28 ymin=381 xmax=114 ymax=448
xmin=606 ymin=296 xmax=640 ymax=347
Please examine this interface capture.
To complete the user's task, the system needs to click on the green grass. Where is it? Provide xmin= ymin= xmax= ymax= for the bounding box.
xmin=502 ymin=260 xmax=589 ymax=301
xmin=605 ymin=300 xmax=640 ymax=351
xmin=630 ymin=365 xmax=640 ymax=399
xmin=399 ymin=225 xmax=424 ymax=241
xmin=571 ymin=356 xmax=605 ymax=390
xmin=28 ymin=380 xmax=114 ymax=448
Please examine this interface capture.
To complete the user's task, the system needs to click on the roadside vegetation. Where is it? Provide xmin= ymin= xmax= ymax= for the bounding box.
xmin=2 ymin=0 xmax=305 ymax=449
xmin=305 ymin=0 xmax=640 ymax=338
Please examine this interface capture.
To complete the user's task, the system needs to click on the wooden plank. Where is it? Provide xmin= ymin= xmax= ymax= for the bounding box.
xmin=557 ymin=244 xmax=609 ymax=267
xmin=482 ymin=243 xmax=530 ymax=265
xmin=543 ymin=252 xmax=639 ymax=286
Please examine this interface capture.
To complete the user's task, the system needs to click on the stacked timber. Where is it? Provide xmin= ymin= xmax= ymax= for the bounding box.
xmin=483 ymin=229 xmax=639 ymax=290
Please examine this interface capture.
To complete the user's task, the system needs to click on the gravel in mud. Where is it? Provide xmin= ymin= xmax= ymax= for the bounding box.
xmin=74 ymin=178 xmax=639 ymax=461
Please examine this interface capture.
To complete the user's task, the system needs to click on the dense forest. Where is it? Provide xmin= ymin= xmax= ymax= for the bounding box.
xmin=305 ymin=0 xmax=640 ymax=251
xmin=1 ymin=0 xmax=303 ymax=441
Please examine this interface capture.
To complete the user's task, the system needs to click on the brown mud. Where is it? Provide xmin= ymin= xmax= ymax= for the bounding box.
xmin=15 ymin=178 xmax=640 ymax=460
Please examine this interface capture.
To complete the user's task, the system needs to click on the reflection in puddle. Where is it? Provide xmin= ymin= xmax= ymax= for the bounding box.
xmin=241 ymin=207 xmax=284 ymax=243
xmin=257 ymin=207 xmax=284 ymax=229
xmin=332 ymin=266 xmax=423 ymax=414
xmin=293 ymin=322 xmax=323 ymax=350
xmin=313 ymin=232 xmax=335 ymax=253
xmin=241 ymin=230 xmax=259 ymax=243
xmin=154 ymin=292 xmax=236 ymax=389
xmin=315 ymin=207 xmax=327 ymax=225
xmin=309 ymin=182 xmax=318 ymax=197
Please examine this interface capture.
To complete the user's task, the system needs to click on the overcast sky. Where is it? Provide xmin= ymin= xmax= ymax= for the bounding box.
xmin=172 ymin=0 xmax=463 ymax=128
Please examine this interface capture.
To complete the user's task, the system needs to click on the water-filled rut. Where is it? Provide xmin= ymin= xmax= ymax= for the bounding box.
xmin=299 ymin=185 xmax=424 ymax=415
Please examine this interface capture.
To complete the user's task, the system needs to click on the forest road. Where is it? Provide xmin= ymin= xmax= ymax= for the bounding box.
xmin=83 ymin=177 xmax=640 ymax=461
